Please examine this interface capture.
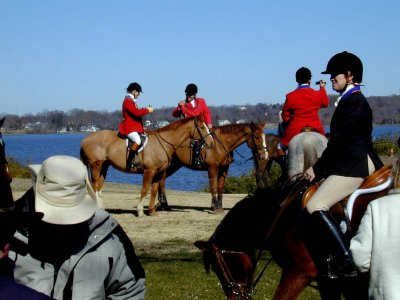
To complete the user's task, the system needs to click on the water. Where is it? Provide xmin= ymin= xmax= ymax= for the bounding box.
xmin=3 ymin=133 xmax=256 ymax=192
xmin=4 ymin=125 xmax=400 ymax=191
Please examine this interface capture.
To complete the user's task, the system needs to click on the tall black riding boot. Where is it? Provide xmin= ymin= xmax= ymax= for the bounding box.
xmin=310 ymin=210 xmax=357 ymax=279
xmin=126 ymin=142 xmax=140 ymax=170
xmin=276 ymin=149 xmax=288 ymax=180
xmin=192 ymin=140 xmax=202 ymax=167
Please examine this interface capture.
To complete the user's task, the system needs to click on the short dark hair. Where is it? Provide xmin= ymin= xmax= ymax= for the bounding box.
xmin=126 ymin=82 xmax=142 ymax=93
xmin=295 ymin=67 xmax=312 ymax=84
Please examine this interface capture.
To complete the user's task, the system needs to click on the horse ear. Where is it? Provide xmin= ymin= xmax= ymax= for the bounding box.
xmin=0 ymin=117 xmax=5 ymax=127
xmin=194 ymin=240 xmax=209 ymax=251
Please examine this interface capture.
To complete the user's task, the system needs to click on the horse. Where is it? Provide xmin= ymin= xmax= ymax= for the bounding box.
xmin=195 ymin=164 xmax=393 ymax=299
xmin=80 ymin=117 xmax=213 ymax=217
xmin=156 ymin=123 xmax=269 ymax=212
xmin=264 ymin=132 xmax=327 ymax=181
xmin=0 ymin=117 xmax=14 ymax=209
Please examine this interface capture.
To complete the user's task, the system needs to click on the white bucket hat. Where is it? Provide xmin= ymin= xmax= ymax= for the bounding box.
xmin=29 ymin=155 xmax=97 ymax=225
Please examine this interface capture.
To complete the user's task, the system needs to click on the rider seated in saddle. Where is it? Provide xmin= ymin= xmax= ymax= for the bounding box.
xmin=277 ymin=67 xmax=329 ymax=175
xmin=119 ymin=82 xmax=154 ymax=170
xmin=172 ymin=83 xmax=213 ymax=167
xmin=302 ymin=51 xmax=383 ymax=280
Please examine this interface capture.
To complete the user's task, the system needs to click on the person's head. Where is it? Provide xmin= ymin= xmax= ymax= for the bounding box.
xmin=321 ymin=51 xmax=363 ymax=92
xmin=29 ymin=155 xmax=98 ymax=226
xmin=126 ymin=82 xmax=142 ymax=99
xmin=295 ymin=67 xmax=312 ymax=85
xmin=185 ymin=83 xmax=198 ymax=101
xmin=0 ymin=209 xmax=43 ymax=257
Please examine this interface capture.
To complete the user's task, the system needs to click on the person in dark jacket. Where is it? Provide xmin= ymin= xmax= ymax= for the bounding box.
xmin=303 ymin=51 xmax=383 ymax=280
xmin=0 ymin=209 xmax=53 ymax=300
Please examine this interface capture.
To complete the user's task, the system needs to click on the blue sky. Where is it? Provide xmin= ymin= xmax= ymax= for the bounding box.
xmin=1 ymin=0 xmax=399 ymax=115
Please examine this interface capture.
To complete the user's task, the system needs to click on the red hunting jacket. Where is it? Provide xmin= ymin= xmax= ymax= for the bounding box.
xmin=172 ymin=98 xmax=212 ymax=126
xmin=280 ymin=86 xmax=329 ymax=147
xmin=118 ymin=96 xmax=151 ymax=135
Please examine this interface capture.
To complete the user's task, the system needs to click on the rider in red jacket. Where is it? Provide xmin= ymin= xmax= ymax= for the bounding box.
xmin=119 ymin=82 xmax=154 ymax=170
xmin=280 ymin=67 xmax=329 ymax=149
xmin=172 ymin=83 xmax=213 ymax=128
xmin=172 ymin=83 xmax=212 ymax=167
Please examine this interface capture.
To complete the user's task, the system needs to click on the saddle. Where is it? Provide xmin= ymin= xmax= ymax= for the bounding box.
xmin=302 ymin=164 xmax=393 ymax=236
xmin=124 ymin=134 xmax=148 ymax=153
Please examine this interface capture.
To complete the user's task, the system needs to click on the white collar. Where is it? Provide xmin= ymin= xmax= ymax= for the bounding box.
xmin=334 ymin=84 xmax=355 ymax=107
xmin=127 ymin=94 xmax=137 ymax=102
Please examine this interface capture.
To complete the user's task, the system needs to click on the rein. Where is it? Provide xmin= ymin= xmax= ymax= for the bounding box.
xmin=212 ymin=244 xmax=253 ymax=299
xmin=214 ymin=177 xmax=311 ymax=297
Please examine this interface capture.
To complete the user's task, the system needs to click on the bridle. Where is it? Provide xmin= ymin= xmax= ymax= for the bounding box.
xmin=245 ymin=128 xmax=268 ymax=161
xmin=210 ymin=178 xmax=312 ymax=299
xmin=192 ymin=117 xmax=214 ymax=149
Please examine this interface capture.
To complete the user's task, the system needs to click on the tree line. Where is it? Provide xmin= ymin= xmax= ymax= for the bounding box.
xmin=2 ymin=94 xmax=400 ymax=133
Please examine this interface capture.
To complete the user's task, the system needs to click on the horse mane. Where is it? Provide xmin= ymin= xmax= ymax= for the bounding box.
xmin=151 ymin=117 xmax=196 ymax=134
xmin=217 ymin=123 xmax=251 ymax=135
xmin=210 ymin=188 xmax=283 ymax=252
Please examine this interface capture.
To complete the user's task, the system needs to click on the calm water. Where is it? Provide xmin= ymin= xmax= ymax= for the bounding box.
xmin=4 ymin=125 xmax=400 ymax=191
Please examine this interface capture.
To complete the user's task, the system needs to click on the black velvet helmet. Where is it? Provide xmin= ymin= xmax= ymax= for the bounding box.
xmin=185 ymin=83 xmax=198 ymax=96
xmin=321 ymin=51 xmax=363 ymax=83
xmin=295 ymin=67 xmax=312 ymax=84
xmin=126 ymin=82 xmax=142 ymax=93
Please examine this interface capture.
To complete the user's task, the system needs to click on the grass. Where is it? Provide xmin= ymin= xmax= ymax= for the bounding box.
xmin=140 ymin=250 xmax=320 ymax=300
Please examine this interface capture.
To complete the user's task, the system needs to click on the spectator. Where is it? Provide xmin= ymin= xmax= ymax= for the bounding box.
xmin=0 ymin=208 xmax=53 ymax=299
xmin=350 ymin=160 xmax=400 ymax=299
xmin=10 ymin=155 xmax=146 ymax=300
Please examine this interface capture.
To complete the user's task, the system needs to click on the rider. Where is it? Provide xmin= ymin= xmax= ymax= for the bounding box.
xmin=303 ymin=51 xmax=383 ymax=279
xmin=172 ymin=83 xmax=213 ymax=167
xmin=277 ymin=67 xmax=329 ymax=176
xmin=119 ymin=82 xmax=154 ymax=170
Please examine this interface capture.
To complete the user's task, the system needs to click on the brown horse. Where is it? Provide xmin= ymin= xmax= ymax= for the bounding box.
xmin=195 ymin=164 xmax=393 ymax=299
xmin=80 ymin=117 xmax=213 ymax=216
xmin=156 ymin=123 xmax=269 ymax=212
xmin=0 ymin=117 xmax=14 ymax=208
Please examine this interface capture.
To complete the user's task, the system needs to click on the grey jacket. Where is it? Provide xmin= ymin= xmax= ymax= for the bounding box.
xmin=10 ymin=208 xmax=145 ymax=300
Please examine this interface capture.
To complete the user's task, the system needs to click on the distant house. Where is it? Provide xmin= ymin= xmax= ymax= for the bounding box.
xmin=79 ymin=124 xmax=99 ymax=132
xmin=236 ymin=119 xmax=246 ymax=124
xmin=218 ymin=120 xmax=230 ymax=126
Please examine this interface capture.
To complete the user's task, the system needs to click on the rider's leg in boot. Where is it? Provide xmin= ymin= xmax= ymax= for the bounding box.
xmin=193 ymin=140 xmax=202 ymax=167
xmin=277 ymin=148 xmax=287 ymax=180
xmin=310 ymin=210 xmax=357 ymax=279
xmin=127 ymin=142 xmax=140 ymax=170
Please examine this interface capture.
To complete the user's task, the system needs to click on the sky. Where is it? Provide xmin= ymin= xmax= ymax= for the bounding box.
xmin=1 ymin=0 xmax=399 ymax=116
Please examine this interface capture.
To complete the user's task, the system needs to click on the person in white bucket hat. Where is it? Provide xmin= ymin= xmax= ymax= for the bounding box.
xmin=10 ymin=155 xmax=146 ymax=300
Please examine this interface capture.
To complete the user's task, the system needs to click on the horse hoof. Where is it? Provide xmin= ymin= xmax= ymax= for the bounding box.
xmin=213 ymin=207 xmax=224 ymax=214
xmin=149 ymin=209 xmax=158 ymax=216
xmin=156 ymin=202 xmax=171 ymax=211
xmin=137 ymin=210 xmax=144 ymax=217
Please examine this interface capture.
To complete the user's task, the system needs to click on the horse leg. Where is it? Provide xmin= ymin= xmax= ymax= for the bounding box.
xmin=136 ymin=169 xmax=156 ymax=217
xmin=216 ymin=165 xmax=229 ymax=210
xmin=87 ymin=160 xmax=106 ymax=207
xmin=208 ymin=166 xmax=223 ymax=213
xmin=156 ymin=159 xmax=182 ymax=211
xmin=273 ymin=270 xmax=313 ymax=300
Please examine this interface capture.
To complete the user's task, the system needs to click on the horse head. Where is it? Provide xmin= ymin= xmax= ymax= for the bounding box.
xmin=245 ymin=122 xmax=268 ymax=161
xmin=192 ymin=116 xmax=214 ymax=148
xmin=194 ymin=241 xmax=254 ymax=300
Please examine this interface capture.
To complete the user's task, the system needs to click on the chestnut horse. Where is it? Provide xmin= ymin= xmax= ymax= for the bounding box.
xmin=156 ymin=123 xmax=269 ymax=212
xmin=80 ymin=117 xmax=213 ymax=216
xmin=0 ymin=117 xmax=14 ymax=208
xmin=195 ymin=164 xmax=393 ymax=299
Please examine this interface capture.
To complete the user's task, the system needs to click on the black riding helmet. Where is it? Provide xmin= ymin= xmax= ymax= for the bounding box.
xmin=295 ymin=67 xmax=312 ymax=84
xmin=126 ymin=82 xmax=142 ymax=93
xmin=185 ymin=83 xmax=198 ymax=96
xmin=321 ymin=51 xmax=363 ymax=83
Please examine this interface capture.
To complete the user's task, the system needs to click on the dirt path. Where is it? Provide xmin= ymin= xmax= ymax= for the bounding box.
xmin=11 ymin=178 xmax=246 ymax=255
